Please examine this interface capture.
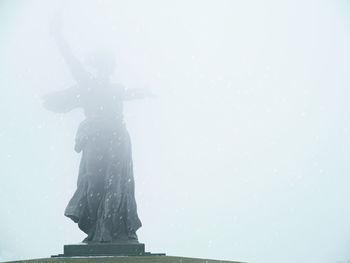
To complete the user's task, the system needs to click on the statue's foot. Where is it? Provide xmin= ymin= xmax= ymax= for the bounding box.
xmin=81 ymin=230 xmax=139 ymax=244
xmin=82 ymin=237 xmax=91 ymax=244
xmin=127 ymin=231 xmax=139 ymax=243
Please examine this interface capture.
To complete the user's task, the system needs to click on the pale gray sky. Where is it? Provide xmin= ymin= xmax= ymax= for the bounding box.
xmin=1 ymin=1 xmax=350 ymax=262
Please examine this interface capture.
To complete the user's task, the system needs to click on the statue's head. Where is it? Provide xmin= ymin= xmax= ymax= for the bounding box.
xmin=84 ymin=49 xmax=116 ymax=79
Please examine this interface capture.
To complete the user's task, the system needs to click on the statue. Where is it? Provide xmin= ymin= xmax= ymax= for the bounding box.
xmin=43 ymin=13 xmax=153 ymax=244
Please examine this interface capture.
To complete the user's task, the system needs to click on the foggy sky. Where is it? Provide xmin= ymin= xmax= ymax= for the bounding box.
xmin=1 ymin=0 xmax=350 ymax=263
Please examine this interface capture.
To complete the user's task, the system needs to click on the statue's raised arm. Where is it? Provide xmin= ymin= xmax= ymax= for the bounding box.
xmin=51 ymin=12 xmax=91 ymax=83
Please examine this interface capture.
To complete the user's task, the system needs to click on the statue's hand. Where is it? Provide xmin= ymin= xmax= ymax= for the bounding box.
xmin=50 ymin=9 xmax=63 ymax=38
xmin=144 ymin=87 xmax=157 ymax=98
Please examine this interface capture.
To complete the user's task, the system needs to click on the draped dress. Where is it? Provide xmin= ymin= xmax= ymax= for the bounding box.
xmin=43 ymin=83 xmax=142 ymax=243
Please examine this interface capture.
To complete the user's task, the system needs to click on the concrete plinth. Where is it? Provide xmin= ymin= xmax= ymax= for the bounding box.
xmin=52 ymin=242 xmax=164 ymax=257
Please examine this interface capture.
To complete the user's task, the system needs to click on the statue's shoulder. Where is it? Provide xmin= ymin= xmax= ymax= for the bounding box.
xmin=108 ymin=82 xmax=127 ymax=96
xmin=111 ymin=82 xmax=126 ymax=90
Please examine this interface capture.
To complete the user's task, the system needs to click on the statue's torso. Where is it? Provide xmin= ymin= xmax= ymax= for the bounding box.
xmin=80 ymin=82 xmax=124 ymax=123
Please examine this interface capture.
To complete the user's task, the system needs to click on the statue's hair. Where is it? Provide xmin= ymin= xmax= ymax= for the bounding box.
xmin=84 ymin=49 xmax=116 ymax=72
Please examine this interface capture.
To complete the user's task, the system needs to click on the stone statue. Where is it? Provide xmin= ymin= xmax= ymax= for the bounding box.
xmin=43 ymin=13 xmax=153 ymax=243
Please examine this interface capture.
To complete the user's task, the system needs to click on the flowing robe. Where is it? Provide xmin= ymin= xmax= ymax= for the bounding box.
xmin=44 ymin=83 xmax=142 ymax=242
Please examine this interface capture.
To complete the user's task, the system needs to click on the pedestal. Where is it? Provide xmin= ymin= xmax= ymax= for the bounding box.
xmin=52 ymin=242 xmax=165 ymax=257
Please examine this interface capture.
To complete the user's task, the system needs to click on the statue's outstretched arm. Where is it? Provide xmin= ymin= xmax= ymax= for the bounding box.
xmin=122 ymin=88 xmax=156 ymax=100
xmin=42 ymin=86 xmax=81 ymax=113
xmin=52 ymin=13 xmax=91 ymax=82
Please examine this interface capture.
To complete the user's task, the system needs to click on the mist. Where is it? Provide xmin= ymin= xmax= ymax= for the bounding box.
xmin=1 ymin=0 xmax=350 ymax=262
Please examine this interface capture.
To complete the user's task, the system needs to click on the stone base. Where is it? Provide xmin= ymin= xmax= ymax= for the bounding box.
xmin=52 ymin=243 xmax=165 ymax=257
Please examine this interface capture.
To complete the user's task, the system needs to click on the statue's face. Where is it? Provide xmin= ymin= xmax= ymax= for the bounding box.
xmin=84 ymin=50 xmax=116 ymax=78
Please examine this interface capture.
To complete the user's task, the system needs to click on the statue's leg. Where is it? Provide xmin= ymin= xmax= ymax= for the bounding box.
xmin=83 ymin=142 xmax=108 ymax=241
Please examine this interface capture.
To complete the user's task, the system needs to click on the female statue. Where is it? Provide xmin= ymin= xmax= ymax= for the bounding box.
xmin=43 ymin=14 xmax=152 ymax=243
